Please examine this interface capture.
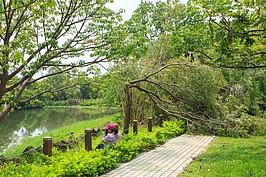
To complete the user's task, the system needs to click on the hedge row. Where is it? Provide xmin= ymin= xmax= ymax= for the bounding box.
xmin=0 ymin=120 xmax=185 ymax=177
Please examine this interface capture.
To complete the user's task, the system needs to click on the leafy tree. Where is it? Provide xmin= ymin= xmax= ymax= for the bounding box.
xmin=185 ymin=0 xmax=266 ymax=68
xmin=94 ymin=0 xmax=188 ymax=62
xmin=221 ymin=68 xmax=266 ymax=115
xmin=181 ymin=0 xmax=266 ymax=115
xmin=122 ymin=47 xmax=228 ymax=135
xmin=0 ymin=0 xmax=122 ymax=120
xmin=80 ymin=78 xmax=100 ymax=100
xmin=116 ymin=0 xmax=266 ymax=69
xmin=100 ymin=0 xmax=262 ymax=136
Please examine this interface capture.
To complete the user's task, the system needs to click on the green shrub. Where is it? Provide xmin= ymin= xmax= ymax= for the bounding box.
xmin=80 ymin=99 xmax=102 ymax=106
xmin=0 ymin=120 xmax=185 ymax=176
xmin=52 ymin=100 xmax=69 ymax=106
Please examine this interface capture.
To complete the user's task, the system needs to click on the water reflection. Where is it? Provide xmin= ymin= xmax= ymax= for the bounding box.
xmin=31 ymin=127 xmax=48 ymax=137
xmin=0 ymin=107 xmax=117 ymax=154
xmin=5 ymin=126 xmax=48 ymax=153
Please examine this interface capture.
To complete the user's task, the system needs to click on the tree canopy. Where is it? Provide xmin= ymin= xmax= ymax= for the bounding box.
xmin=187 ymin=0 xmax=266 ymax=68
xmin=98 ymin=0 xmax=266 ymax=136
xmin=0 ymin=0 xmax=122 ymax=120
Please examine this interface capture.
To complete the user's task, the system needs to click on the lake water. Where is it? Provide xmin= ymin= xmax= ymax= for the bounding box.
xmin=0 ymin=107 xmax=117 ymax=154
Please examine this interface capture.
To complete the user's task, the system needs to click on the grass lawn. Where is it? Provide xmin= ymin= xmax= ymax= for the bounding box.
xmin=179 ymin=135 xmax=266 ymax=177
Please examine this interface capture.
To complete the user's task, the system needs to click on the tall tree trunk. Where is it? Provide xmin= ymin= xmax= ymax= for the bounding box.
xmin=0 ymin=79 xmax=29 ymax=121
xmin=0 ymin=103 xmax=12 ymax=121
xmin=123 ymin=83 xmax=131 ymax=134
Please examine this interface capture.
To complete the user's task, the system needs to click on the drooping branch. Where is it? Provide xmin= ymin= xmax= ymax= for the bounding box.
xmin=218 ymin=64 xmax=266 ymax=69
xmin=130 ymin=84 xmax=174 ymax=107
xmin=122 ymin=62 xmax=232 ymax=135
xmin=130 ymin=84 xmax=226 ymax=127
xmin=129 ymin=63 xmax=188 ymax=84
xmin=144 ymin=79 xmax=190 ymax=106
xmin=208 ymin=13 xmax=265 ymax=38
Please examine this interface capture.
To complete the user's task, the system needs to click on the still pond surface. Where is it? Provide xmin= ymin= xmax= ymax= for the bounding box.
xmin=0 ymin=107 xmax=117 ymax=154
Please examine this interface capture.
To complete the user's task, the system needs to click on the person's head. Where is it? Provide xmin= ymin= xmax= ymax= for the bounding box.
xmin=106 ymin=124 xmax=116 ymax=133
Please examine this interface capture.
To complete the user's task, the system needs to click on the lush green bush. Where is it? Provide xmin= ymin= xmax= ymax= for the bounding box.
xmin=0 ymin=120 xmax=185 ymax=177
xmin=12 ymin=99 xmax=46 ymax=110
xmin=52 ymin=100 xmax=69 ymax=106
xmin=80 ymin=99 xmax=102 ymax=106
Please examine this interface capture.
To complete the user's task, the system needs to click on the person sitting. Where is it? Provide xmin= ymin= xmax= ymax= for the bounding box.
xmin=113 ymin=128 xmax=121 ymax=140
xmin=96 ymin=124 xmax=121 ymax=149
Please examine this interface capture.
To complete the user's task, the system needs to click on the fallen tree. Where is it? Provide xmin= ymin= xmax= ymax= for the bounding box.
xmin=123 ymin=62 xmax=259 ymax=137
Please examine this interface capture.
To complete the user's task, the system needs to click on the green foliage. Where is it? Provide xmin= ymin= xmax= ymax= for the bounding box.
xmin=52 ymin=100 xmax=69 ymax=106
xmin=12 ymin=100 xmax=45 ymax=110
xmin=98 ymin=70 xmax=128 ymax=108
xmin=185 ymin=0 xmax=266 ymax=68
xmin=221 ymin=69 xmax=266 ymax=116
xmin=80 ymin=81 xmax=100 ymax=100
xmin=0 ymin=0 xmax=122 ymax=120
xmin=187 ymin=90 xmax=261 ymax=137
xmin=111 ymin=113 xmax=124 ymax=127
xmin=255 ymin=117 xmax=266 ymax=136
xmin=98 ymin=0 xmax=266 ymax=138
xmin=154 ymin=120 xmax=186 ymax=143
xmin=0 ymin=120 xmax=185 ymax=176
xmin=80 ymin=99 xmax=102 ymax=106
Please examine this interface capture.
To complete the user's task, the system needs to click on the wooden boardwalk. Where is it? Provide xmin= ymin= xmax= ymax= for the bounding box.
xmin=100 ymin=134 xmax=215 ymax=177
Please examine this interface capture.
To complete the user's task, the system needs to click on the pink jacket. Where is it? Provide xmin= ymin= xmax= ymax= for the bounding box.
xmin=102 ymin=132 xmax=121 ymax=146
xmin=102 ymin=133 xmax=116 ymax=146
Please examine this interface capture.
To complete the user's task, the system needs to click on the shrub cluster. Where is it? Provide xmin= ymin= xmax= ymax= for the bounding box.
xmin=80 ymin=99 xmax=102 ymax=106
xmin=52 ymin=100 xmax=69 ymax=106
xmin=0 ymin=120 xmax=185 ymax=177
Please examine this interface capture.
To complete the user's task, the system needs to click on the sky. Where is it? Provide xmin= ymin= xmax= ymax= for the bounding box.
xmin=107 ymin=0 xmax=187 ymax=21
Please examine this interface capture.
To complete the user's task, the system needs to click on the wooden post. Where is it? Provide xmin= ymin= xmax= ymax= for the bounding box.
xmin=85 ymin=129 xmax=92 ymax=151
xmin=158 ymin=114 xmax=163 ymax=127
xmin=148 ymin=117 xmax=152 ymax=132
xmin=124 ymin=83 xmax=131 ymax=134
xmin=133 ymin=120 xmax=138 ymax=134
xmin=43 ymin=137 xmax=52 ymax=157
